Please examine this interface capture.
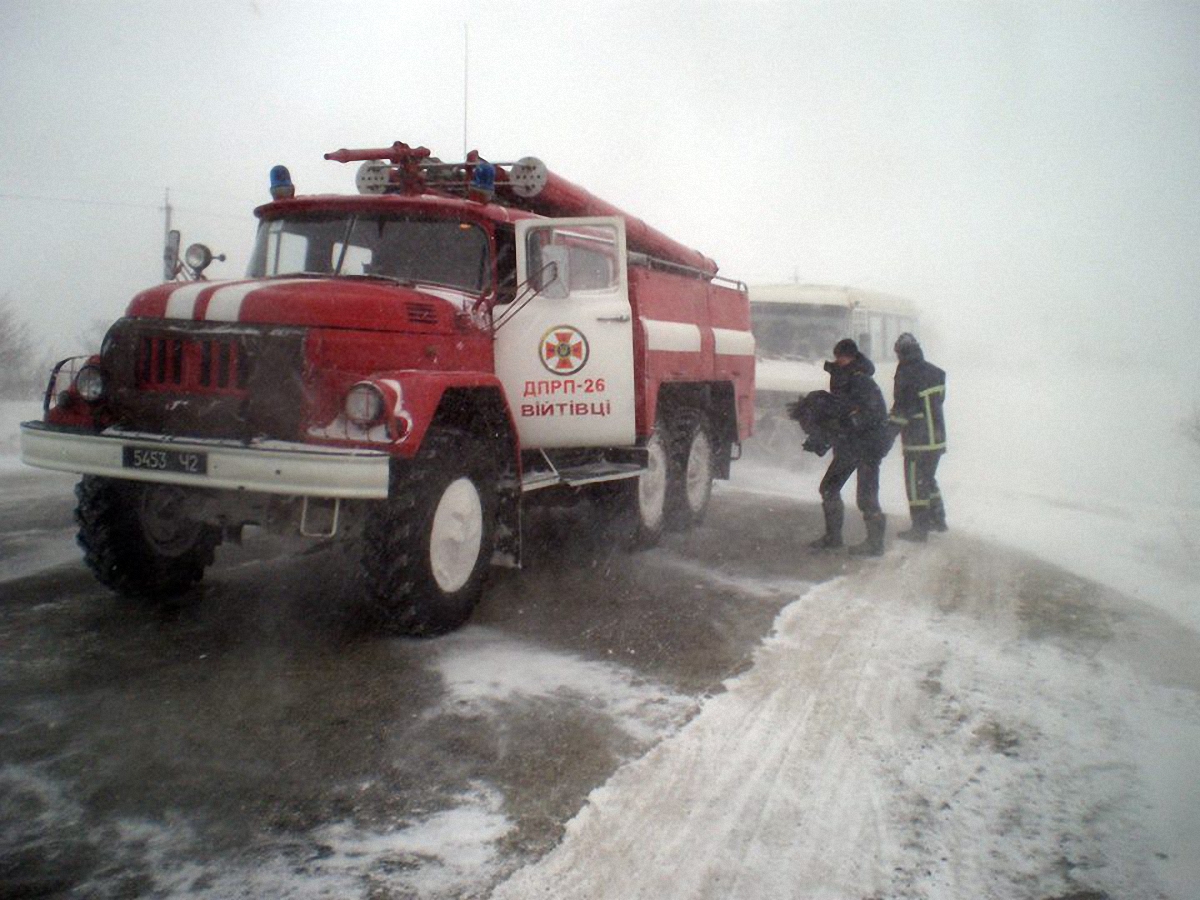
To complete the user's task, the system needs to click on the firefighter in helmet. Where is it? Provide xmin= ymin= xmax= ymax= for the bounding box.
xmin=888 ymin=333 xmax=947 ymax=540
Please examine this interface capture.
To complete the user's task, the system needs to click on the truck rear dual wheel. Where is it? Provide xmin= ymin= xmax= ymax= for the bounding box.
xmin=361 ymin=429 xmax=498 ymax=637
xmin=631 ymin=423 xmax=672 ymax=546
xmin=665 ymin=412 xmax=716 ymax=530
xmin=595 ymin=411 xmax=718 ymax=549
xmin=74 ymin=476 xmax=222 ymax=601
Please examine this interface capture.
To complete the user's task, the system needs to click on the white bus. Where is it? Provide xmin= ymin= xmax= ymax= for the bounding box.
xmin=749 ymin=283 xmax=918 ymax=453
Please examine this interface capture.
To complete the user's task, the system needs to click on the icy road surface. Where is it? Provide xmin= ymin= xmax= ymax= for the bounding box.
xmin=3 ymin=355 xmax=1200 ymax=900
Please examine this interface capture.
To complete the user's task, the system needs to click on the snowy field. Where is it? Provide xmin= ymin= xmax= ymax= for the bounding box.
xmin=2 ymin=355 xmax=1199 ymax=899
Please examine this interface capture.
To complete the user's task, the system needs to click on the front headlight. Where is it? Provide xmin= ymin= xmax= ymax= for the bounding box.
xmin=75 ymin=364 xmax=106 ymax=403
xmin=344 ymin=382 xmax=385 ymax=425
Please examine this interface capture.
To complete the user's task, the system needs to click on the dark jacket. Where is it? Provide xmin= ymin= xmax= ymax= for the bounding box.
xmin=889 ymin=348 xmax=947 ymax=453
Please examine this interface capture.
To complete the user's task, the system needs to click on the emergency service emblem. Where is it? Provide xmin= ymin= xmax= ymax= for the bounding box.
xmin=540 ymin=325 xmax=590 ymax=376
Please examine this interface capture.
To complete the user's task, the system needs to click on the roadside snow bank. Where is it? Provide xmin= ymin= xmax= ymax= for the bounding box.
xmin=493 ymin=538 xmax=1200 ymax=899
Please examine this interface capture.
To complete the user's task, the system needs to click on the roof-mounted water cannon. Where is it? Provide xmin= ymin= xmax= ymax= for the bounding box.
xmin=326 ymin=141 xmax=434 ymax=195
xmin=325 ymin=143 xmax=502 ymax=203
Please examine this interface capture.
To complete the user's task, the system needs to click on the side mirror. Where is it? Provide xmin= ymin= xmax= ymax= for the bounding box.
xmin=163 ymin=230 xmax=181 ymax=281
xmin=537 ymin=245 xmax=570 ymax=300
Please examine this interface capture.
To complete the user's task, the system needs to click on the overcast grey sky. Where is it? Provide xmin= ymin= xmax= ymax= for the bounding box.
xmin=2 ymin=0 xmax=1199 ymax=371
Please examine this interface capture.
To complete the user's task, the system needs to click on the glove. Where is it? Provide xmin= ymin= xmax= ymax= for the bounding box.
xmin=802 ymin=438 xmax=830 ymax=457
xmin=880 ymin=422 xmax=900 ymax=457
xmin=786 ymin=400 xmax=804 ymax=423
xmin=880 ymin=432 xmax=897 ymax=458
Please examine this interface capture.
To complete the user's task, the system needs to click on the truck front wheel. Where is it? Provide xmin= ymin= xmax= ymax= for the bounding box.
xmin=75 ymin=476 xmax=221 ymax=600
xmin=361 ymin=430 xmax=497 ymax=636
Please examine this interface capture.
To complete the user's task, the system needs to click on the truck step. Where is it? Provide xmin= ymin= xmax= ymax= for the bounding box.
xmin=520 ymin=460 xmax=643 ymax=493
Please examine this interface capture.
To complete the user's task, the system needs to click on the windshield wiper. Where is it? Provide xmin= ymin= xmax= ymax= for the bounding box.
xmin=339 ymin=273 xmax=415 ymax=287
xmin=332 ymin=216 xmax=358 ymax=276
xmin=405 ymin=277 xmax=475 ymax=293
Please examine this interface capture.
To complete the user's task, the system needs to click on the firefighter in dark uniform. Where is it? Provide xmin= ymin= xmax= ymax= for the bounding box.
xmin=795 ymin=338 xmax=892 ymax=556
xmin=889 ymin=333 xmax=947 ymax=541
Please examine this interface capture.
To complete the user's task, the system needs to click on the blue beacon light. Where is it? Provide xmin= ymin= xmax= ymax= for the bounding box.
xmin=270 ymin=165 xmax=295 ymax=200
xmin=469 ymin=161 xmax=496 ymax=200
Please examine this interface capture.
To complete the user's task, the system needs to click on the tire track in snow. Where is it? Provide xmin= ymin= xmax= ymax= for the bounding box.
xmin=492 ymin=559 xmax=930 ymax=900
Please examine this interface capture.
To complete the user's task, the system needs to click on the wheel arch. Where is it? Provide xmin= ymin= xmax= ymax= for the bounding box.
xmin=375 ymin=372 xmax=517 ymax=469
xmin=398 ymin=383 xmax=521 ymax=568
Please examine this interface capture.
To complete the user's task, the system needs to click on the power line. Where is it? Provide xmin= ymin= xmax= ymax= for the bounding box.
xmin=0 ymin=190 xmax=156 ymax=210
xmin=0 ymin=190 xmax=245 ymax=221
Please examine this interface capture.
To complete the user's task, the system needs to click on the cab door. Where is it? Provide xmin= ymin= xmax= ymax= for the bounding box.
xmin=494 ymin=216 xmax=636 ymax=449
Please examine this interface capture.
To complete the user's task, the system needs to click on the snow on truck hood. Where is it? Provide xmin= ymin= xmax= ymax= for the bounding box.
xmin=125 ymin=278 xmax=472 ymax=332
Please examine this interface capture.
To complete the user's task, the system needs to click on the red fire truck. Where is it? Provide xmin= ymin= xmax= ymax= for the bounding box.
xmin=20 ymin=141 xmax=755 ymax=634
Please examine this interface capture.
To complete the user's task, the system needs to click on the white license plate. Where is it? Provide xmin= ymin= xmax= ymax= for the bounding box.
xmin=122 ymin=446 xmax=208 ymax=475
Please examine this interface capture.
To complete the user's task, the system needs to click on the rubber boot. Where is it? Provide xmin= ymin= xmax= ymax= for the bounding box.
xmin=928 ymin=497 xmax=948 ymax=533
xmin=849 ymin=512 xmax=886 ymax=556
xmin=809 ymin=499 xmax=844 ymax=549
xmin=897 ymin=507 xmax=930 ymax=542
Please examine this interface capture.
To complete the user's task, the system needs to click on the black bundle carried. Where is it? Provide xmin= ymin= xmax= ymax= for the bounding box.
xmin=786 ymin=390 xmax=848 ymax=457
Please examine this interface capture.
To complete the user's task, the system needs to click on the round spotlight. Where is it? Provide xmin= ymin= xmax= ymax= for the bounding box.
xmin=185 ymin=243 xmax=214 ymax=273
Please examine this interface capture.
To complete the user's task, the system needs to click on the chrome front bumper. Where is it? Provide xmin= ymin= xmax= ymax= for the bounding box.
xmin=19 ymin=422 xmax=391 ymax=499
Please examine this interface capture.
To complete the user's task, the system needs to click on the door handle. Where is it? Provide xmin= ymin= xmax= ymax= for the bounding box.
xmin=596 ymin=314 xmax=631 ymax=323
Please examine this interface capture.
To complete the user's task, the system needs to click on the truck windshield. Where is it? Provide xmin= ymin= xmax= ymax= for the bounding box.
xmin=247 ymin=214 xmax=491 ymax=293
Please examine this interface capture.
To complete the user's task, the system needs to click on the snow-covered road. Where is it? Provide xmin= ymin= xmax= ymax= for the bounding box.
xmin=3 ymin=355 xmax=1199 ymax=899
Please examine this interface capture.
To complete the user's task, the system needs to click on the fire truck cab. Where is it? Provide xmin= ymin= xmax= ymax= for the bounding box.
xmin=20 ymin=142 xmax=755 ymax=635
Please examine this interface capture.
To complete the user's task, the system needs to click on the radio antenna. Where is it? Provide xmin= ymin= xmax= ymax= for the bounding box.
xmin=462 ymin=24 xmax=469 ymax=157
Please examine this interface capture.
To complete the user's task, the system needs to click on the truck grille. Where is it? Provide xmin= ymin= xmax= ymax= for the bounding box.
xmin=137 ymin=336 xmax=249 ymax=394
xmin=103 ymin=319 xmax=306 ymax=441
